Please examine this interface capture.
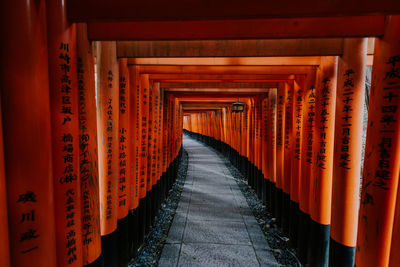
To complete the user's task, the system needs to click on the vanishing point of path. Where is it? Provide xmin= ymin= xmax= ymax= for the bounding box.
xmin=158 ymin=135 xmax=279 ymax=266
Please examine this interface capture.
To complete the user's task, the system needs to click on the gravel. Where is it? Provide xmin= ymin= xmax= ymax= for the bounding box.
xmin=129 ymin=149 xmax=189 ymax=267
xmin=130 ymin=141 xmax=301 ymax=267
xmin=212 ymin=148 xmax=301 ymax=267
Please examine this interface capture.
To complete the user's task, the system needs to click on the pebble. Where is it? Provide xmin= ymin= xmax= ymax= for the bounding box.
xmin=214 ymin=148 xmax=301 ymax=266
xmin=129 ymin=149 xmax=189 ymax=267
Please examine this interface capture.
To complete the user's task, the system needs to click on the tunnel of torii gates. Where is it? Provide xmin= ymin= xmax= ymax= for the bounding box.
xmin=1 ymin=1 xmax=400 ymax=267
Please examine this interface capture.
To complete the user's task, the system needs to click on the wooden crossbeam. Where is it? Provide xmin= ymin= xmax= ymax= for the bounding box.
xmin=67 ymin=0 xmax=399 ymax=21
xmin=88 ymin=16 xmax=384 ymax=40
xmin=120 ymin=39 xmax=344 ymax=57
xmin=150 ymin=74 xmax=295 ymax=80
xmin=161 ymin=82 xmax=279 ymax=88
xmin=139 ymin=65 xmax=314 ymax=74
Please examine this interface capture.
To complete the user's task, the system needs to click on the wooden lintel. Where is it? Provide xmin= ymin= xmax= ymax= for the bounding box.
xmin=172 ymin=94 xmax=260 ymax=100
xmin=87 ymin=16 xmax=384 ymax=40
xmin=120 ymin=39 xmax=344 ymax=57
xmin=128 ymin=57 xmax=322 ymax=65
xmin=164 ymin=88 xmax=271 ymax=93
xmin=150 ymin=74 xmax=295 ymax=80
xmin=161 ymin=82 xmax=279 ymax=88
xmin=139 ymin=65 xmax=314 ymax=75
xmin=67 ymin=0 xmax=399 ymax=22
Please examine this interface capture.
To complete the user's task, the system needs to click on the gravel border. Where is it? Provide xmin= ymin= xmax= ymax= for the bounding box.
xmin=129 ymin=149 xmax=189 ymax=267
xmin=209 ymin=147 xmax=301 ymax=267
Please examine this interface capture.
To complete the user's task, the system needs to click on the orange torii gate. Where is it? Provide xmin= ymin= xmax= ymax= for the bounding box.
xmin=2 ymin=0 xmax=400 ymax=265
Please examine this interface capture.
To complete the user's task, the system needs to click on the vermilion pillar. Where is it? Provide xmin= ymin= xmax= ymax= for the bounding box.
xmin=268 ymin=90 xmax=277 ymax=216
xmin=283 ymin=81 xmax=294 ymax=234
xmin=356 ymin=16 xmax=400 ymax=267
xmin=153 ymin=82 xmax=162 ymax=213
xmin=330 ymin=38 xmax=367 ymax=267
xmin=249 ymin=99 xmax=255 ymax=189
xmin=129 ymin=66 xmax=142 ymax=250
xmin=276 ymin=83 xmax=287 ymax=227
xmin=47 ymin=0 xmax=82 ymax=265
xmin=390 ymin=175 xmax=400 ymax=267
xmin=289 ymin=75 xmax=305 ymax=246
xmin=0 ymin=1 xmax=57 ymax=265
xmin=139 ymin=74 xmax=150 ymax=234
xmin=162 ymin=96 xmax=169 ymax=191
xmin=297 ymin=68 xmax=317 ymax=264
xmin=308 ymin=56 xmax=338 ymax=267
xmin=157 ymin=87 xmax=163 ymax=205
xmin=262 ymin=94 xmax=269 ymax=205
xmin=0 ymin=104 xmax=10 ymax=267
xmin=256 ymin=97 xmax=263 ymax=199
xmin=76 ymin=23 xmax=102 ymax=267
xmin=117 ymin=58 xmax=130 ymax=265
xmin=146 ymin=80 xmax=156 ymax=226
xmin=96 ymin=41 xmax=119 ymax=267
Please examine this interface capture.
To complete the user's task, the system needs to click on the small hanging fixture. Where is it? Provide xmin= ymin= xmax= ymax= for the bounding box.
xmin=232 ymin=98 xmax=245 ymax=113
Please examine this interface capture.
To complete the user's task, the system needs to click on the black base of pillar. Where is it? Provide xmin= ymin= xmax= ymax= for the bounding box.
xmin=151 ymin=185 xmax=156 ymax=226
xmin=117 ymin=215 xmax=130 ymax=267
xmin=161 ymin=172 xmax=166 ymax=203
xmin=307 ymin=219 xmax=330 ymax=267
xmin=241 ymin=156 xmax=247 ymax=177
xmin=138 ymin=197 xmax=146 ymax=245
xmin=247 ymin=162 xmax=252 ymax=187
xmin=156 ymin=179 xmax=161 ymax=212
xmin=84 ymin=254 xmax=104 ymax=267
xmin=129 ymin=208 xmax=139 ymax=259
xmin=269 ymin=182 xmax=276 ymax=215
xmin=256 ymin=169 xmax=263 ymax=200
xmin=145 ymin=192 xmax=152 ymax=234
xmin=329 ymin=237 xmax=355 ymax=267
xmin=275 ymin=188 xmax=283 ymax=226
xmin=282 ymin=192 xmax=291 ymax=234
xmin=262 ymin=178 xmax=268 ymax=205
xmin=252 ymin=165 xmax=257 ymax=191
xmin=297 ymin=209 xmax=311 ymax=265
xmin=289 ymin=200 xmax=299 ymax=248
xmin=101 ymin=229 xmax=118 ymax=267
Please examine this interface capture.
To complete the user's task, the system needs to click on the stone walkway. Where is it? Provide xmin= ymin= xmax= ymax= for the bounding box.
xmin=158 ymin=136 xmax=279 ymax=267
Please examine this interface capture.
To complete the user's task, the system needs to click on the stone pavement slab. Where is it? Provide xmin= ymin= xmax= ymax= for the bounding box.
xmin=159 ymin=135 xmax=279 ymax=267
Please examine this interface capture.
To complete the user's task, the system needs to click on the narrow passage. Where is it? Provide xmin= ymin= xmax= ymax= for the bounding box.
xmin=159 ymin=135 xmax=279 ymax=266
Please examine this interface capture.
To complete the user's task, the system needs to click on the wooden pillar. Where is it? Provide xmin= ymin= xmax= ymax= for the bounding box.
xmin=297 ymin=68 xmax=317 ymax=264
xmin=0 ymin=1 xmax=57 ymax=265
xmin=154 ymin=82 xmax=162 ymax=215
xmin=389 ymin=174 xmax=400 ymax=267
xmin=289 ymin=75 xmax=305 ymax=246
xmin=117 ymin=58 xmax=130 ymax=265
xmin=262 ymin=94 xmax=269 ymax=205
xmin=283 ymin=81 xmax=294 ymax=234
xmin=0 ymin=103 xmax=10 ymax=267
xmin=276 ymin=83 xmax=287 ymax=227
xmin=146 ymin=80 xmax=154 ymax=196
xmin=76 ymin=23 xmax=102 ymax=267
xmin=139 ymin=74 xmax=150 ymax=234
xmin=356 ymin=16 xmax=400 ymax=267
xmin=256 ymin=97 xmax=263 ymax=199
xmin=268 ymin=90 xmax=277 ymax=217
xmin=249 ymin=99 xmax=256 ymax=189
xmin=129 ymin=65 xmax=142 ymax=249
xmin=146 ymin=79 xmax=157 ymax=226
xmin=330 ymin=38 xmax=367 ymax=267
xmin=47 ymin=0 xmax=83 ymax=265
xmin=95 ymin=41 xmax=119 ymax=267
xmin=255 ymin=98 xmax=261 ymax=199
xmin=308 ymin=56 xmax=338 ymax=267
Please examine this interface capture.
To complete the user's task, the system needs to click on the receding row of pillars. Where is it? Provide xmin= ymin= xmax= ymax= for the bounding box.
xmin=0 ymin=0 xmax=184 ymax=266
xmin=183 ymin=18 xmax=400 ymax=267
